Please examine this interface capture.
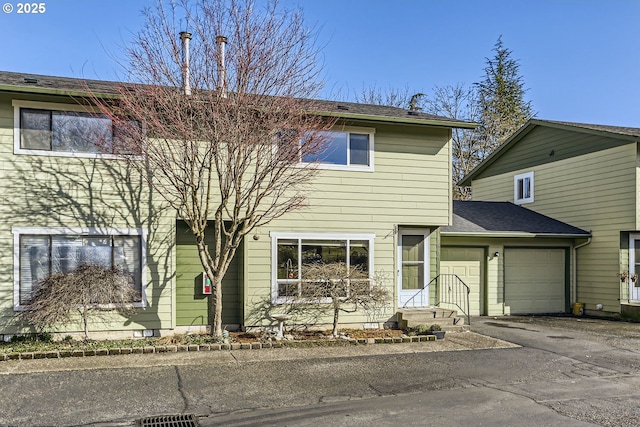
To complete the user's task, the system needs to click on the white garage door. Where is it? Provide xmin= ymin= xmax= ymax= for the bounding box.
xmin=504 ymin=248 xmax=566 ymax=314
xmin=441 ymin=247 xmax=484 ymax=316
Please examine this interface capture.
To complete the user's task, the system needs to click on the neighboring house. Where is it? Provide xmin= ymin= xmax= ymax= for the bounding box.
xmin=459 ymin=119 xmax=640 ymax=319
xmin=0 ymin=70 xmax=475 ymax=338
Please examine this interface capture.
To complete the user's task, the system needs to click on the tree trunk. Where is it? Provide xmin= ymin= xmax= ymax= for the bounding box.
xmin=332 ymin=301 xmax=340 ymax=336
xmin=82 ymin=306 xmax=89 ymax=341
xmin=212 ymin=275 xmax=224 ymax=336
xmin=196 ymin=239 xmax=224 ymax=336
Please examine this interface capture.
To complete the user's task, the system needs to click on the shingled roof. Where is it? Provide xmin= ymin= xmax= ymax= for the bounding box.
xmin=0 ymin=70 xmax=475 ymax=129
xmin=541 ymin=120 xmax=640 ymax=138
xmin=441 ymin=201 xmax=590 ymax=237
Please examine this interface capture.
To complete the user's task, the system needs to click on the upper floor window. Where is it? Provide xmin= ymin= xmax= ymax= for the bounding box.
xmin=13 ymin=100 xmax=139 ymax=159
xmin=301 ymin=128 xmax=374 ymax=171
xmin=514 ymin=171 xmax=534 ymax=204
xmin=21 ymin=108 xmax=113 ymax=153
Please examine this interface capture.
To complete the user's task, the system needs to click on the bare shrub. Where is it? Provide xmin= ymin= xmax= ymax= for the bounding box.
xmin=251 ymin=262 xmax=389 ymax=336
xmin=19 ymin=264 xmax=139 ymax=340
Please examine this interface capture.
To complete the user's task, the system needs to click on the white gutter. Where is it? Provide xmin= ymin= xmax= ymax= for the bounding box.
xmin=440 ymin=231 xmax=592 ymax=239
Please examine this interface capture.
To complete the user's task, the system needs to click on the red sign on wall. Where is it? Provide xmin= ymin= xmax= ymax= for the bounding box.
xmin=203 ymin=273 xmax=212 ymax=295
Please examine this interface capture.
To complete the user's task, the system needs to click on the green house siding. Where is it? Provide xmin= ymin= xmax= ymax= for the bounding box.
xmin=0 ymin=87 xmax=457 ymax=334
xmin=472 ymin=141 xmax=637 ymax=314
xmin=175 ymin=221 xmax=242 ymax=327
xmin=474 ymin=126 xmax=633 ymax=181
xmin=0 ymin=92 xmax=175 ymax=334
xmin=242 ymin=124 xmax=452 ymax=328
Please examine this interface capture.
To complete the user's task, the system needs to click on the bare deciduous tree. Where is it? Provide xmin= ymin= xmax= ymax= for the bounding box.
xmin=91 ymin=0 xmax=333 ymax=336
xmin=292 ymin=263 xmax=389 ymax=336
xmin=246 ymin=264 xmax=389 ymax=336
xmin=19 ymin=265 xmax=139 ymax=340
xmin=422 ymin=84 xmax=481 ymax=199
xmin=354 ymin=84 xmax=425 ymax=111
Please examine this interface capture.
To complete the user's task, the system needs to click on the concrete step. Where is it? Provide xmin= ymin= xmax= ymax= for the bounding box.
xmin=397 ymin=308 xmax=468 ymax=332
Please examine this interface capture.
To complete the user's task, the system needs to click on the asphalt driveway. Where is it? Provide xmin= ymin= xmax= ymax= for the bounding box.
xmin=2 ymin=316 xmax=640 ymax=426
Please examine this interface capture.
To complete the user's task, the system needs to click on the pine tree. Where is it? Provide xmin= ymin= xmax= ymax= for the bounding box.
xmin=475 ymin=36 xmax=534 ymax=155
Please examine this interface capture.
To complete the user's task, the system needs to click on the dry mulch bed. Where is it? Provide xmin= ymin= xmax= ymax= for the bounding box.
xmin=230 ymin=328 xmax=405 ymax=343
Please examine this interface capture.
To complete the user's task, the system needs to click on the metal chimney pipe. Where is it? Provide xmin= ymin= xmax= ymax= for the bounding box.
xmin=216 ymin=35 xmax=228 ymax=97
xmin=179 ymin=31 xmax=192 ymax=96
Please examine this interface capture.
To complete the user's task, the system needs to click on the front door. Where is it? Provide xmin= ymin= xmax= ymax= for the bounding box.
xmin=629 ymin=235 xmax=640 ymax=301
xmin=397 ymin=229 xmax=430 ymax=307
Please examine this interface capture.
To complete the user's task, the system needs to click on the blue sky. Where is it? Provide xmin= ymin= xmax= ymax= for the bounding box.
xmin=1 ymin=0 xmax=639 ymax=126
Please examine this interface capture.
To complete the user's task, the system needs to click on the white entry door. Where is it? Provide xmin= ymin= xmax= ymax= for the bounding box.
xmin=629 ymin=235 xmax=640 ymax=301
xmin=398 ymin=229 xmax=430 ymax=307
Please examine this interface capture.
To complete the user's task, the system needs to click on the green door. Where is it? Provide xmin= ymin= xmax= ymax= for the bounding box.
xmin=175 ymin=221 xmax=242 ymax=327
xmin=441 ymin=247 xmax=485 ymax=316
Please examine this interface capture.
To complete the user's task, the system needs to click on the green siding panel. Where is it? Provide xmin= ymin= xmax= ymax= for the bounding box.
xmin=475 ymin=126 xmax=634 ymax=180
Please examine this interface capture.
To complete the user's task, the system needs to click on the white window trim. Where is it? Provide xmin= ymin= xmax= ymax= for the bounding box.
xmin=12 ymin=226 xmax=148 ymax=310
xmin=301 ymin=126 xmax=375 ymax=172
xmin=514 ymin=171 xmax=534 ymax=205
xmin=13 ymin=99 xmax=124 ymax=159
xmin=270 ymin=231 xmax=376 ymax=303
xmin=629 ymin=234 xmax=640 ymax=276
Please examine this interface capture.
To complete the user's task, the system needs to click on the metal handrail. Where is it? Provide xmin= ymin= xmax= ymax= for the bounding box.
xmin=402 ymin=276 xmax=439 ymax=308
xmin=402 ymin=274 xmax=471 ymax=326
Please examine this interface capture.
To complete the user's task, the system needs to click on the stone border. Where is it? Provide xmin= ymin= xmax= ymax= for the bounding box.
xmin=0 ymin=335 xmax=438 ymax=361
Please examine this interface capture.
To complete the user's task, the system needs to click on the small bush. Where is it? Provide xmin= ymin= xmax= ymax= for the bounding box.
xmin=405 ymin=324 xmax=441 ymax=336
xmin=10 ymin=332 xmax=53 ymax=344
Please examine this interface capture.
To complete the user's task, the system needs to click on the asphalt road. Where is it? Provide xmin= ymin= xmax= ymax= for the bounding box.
xmin=1 ymin=316 xmax=640 ymax=426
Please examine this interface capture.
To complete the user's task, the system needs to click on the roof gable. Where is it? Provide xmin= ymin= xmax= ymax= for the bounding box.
xmin=460 ymin=119 xmax=640 ymax=186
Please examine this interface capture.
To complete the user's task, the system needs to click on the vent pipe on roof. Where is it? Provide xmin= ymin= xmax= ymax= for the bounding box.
xmin=216 ymin=35 xmax=228 ymax=98
xmin=179 ymin=31 xmax=192 ymax=96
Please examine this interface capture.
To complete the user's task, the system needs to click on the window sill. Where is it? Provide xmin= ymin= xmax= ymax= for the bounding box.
xmin=300 ymin=162 xmax=374 ymax=172
xmin=14 ymin=301 xmax=147 ymax=312
xmin=14 ymin=147 xmax=139 ymax=160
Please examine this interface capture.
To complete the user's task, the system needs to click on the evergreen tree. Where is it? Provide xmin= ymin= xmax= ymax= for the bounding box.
xmin=474 ymin=36 xmax=534 ymax=155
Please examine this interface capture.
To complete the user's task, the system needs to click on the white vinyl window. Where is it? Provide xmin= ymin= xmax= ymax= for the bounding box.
xmin=300 ymin=127 xmax=375 ymax=172
xmin=271 ymin=232 xmax=375 ymax=302
xmin=13 ymin=100 xmax=140 ymax=159
xmin=12 ymin=227 xmax=146 ymax=309
xmin=514 ymin=171 xmax=534 ymax=204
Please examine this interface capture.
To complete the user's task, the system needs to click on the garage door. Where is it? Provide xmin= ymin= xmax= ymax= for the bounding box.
xmin=441 ymin=247 xmax=484 ymax=316
xmin=504 ymin=248 xmax=566 ymax=314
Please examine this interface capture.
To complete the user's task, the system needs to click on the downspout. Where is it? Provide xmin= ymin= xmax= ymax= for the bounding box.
xmin=572 ymin=234 xmax=592 ymax=306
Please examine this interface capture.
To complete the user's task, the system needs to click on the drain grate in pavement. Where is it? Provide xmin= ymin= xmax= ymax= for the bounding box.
xmin=547 ymin=335 xmax=574 ymax=339
xmin=138 ymin=414 xmax=199 ymax=427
